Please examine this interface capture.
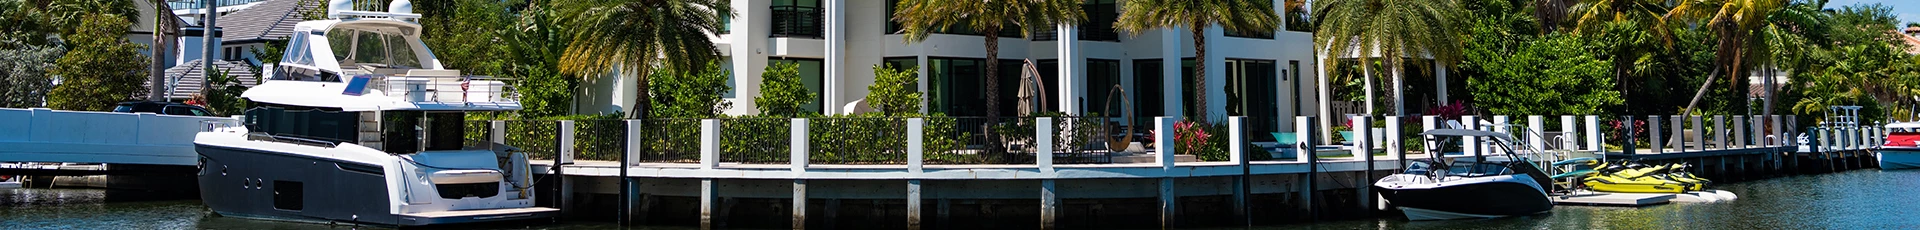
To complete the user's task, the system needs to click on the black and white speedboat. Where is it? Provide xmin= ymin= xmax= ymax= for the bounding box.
xmin=193 ymin=0 xmax=556 ymax=226
xmin=1373 ymin=129 xmax=1554 ymax=220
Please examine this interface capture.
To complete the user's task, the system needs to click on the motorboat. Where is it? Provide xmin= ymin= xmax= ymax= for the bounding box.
xmin=1373 ymin=129 xmax=1555 ymax=221
xmin=1879 ymin=122 xmax=1920 ymax=170
xmin=192 ymin=0 xmax=556 ymax=226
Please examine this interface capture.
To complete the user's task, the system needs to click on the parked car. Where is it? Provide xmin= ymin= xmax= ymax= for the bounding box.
xmin=112 ymin=101 xmax=215 ymax=116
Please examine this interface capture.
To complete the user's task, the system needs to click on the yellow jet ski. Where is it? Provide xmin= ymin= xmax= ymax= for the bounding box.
xmin=1580 ymin=162 xmax=1695 ymax=193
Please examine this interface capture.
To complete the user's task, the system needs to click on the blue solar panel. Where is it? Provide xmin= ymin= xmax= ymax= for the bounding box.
xmin=342 ymin=75 xmax=372 ymax=95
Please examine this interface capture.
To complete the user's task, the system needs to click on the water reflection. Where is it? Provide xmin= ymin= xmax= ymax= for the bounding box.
xmin=5 ymin=170 xmax=1919 ymax=229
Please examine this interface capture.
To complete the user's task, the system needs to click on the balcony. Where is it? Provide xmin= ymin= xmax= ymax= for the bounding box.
xmin=771 ymin=6 xmax=823 ymax=38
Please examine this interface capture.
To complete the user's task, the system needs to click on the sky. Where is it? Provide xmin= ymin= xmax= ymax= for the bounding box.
xmin=1826 ymin=0 xmax=1920 ymax=26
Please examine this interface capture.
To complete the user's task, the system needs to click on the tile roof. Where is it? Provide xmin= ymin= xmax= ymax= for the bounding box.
xmin=220 ymin=0 xmax=320 ymax=43
xmin=148 ymin=59 xmax=261 ymax=100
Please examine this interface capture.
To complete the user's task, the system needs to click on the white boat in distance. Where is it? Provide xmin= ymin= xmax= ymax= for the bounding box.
xmin=193 ymin=0 xmax=556 ymax=226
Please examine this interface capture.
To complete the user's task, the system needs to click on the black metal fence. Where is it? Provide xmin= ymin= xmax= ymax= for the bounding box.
xmin=637 ymin=119 xmax=703 ymax=163
xmin=770 ymin=6 xmax=822 ymax=38
xmin=573 ymin=120 xmax=628 ymax=161
xmin=808 ymin=117 xmax=911 ymax=164
xmin=505 ymin=120 xmax=559 ymax=160
xmin=1048 ymin=117 xmax=1116 ymax=164
xmin=721 ymin=118 xmax=792 ymax=164
xmin=465 ymin=120 xmax=491 ymax=149
xmin=924 ymin=117 xmax=1037 ymax=165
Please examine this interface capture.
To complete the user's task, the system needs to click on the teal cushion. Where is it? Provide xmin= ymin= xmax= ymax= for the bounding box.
xmin=1271 ymin=132 xmax=1298 ymax=145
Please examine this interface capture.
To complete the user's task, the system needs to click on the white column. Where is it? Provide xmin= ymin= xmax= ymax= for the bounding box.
xmin=1527 ymin=116 xmax=1545 ymax=151
xmin=559 ymin=120 xmax=576 ymax=164
xmin=1493 ymin=115 xmax=1510 ymax=155
xmin=822 ymin=0 xmax=845 ymax=114
xmin=1733 ymin=115 xmax=1747 ymax=147
xmin=1691 ymin=115 xmax=1705 ymax=151
xmin=700 ymin=119 xmax=719 ymax=169
xmin=1561 ymin=115 xmax=1578 ymax=150
xmin=627 ymin=120 xmax=643 ymax=166
xmin=1650 ymin=115 xmax=1665 ymax=153
xmin=1316 ymin=52 xmax=1334 ymax=144
xmin=908 ymin=118 xmax=924 ymax=174
xmin=1163 ymin=29 xmax=1184 ymax=120
xmin=1713 ymin=115 xmax=1727 ymax=149
xmin=1585 ymin=115 xmax=1602 ymax=152
xmin=1037 ymin=117 xmax=1055 ymax=173
xmin=1385 ymin=116 xmax=1402 ymax=160
xmin=791 ymin=118 xmax=809 ymax=172
xmin=1156 ymin=116 xmax=1177 ymax=169
xmin=1351 ymin=115 xmax=1370 ymax=158
xmin=1230 ymin=116 xmax=1246 ymax=163
xmin=1058 ymin=23 xmax=1084 ymax=115
xmin=1463 ymin=115 xmax=1480 ymax=157
xmin=1421 ymin=116 xmax=1437 ymax=155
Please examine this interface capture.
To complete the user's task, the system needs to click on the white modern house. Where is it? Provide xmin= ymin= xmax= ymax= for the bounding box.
xmin=578 ymin=0 xmax=1321 ymax=135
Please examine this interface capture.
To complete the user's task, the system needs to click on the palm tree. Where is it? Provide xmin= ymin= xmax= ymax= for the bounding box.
xmin=1568 ymin=0 xmax=1670 ymax=115
xmin=1115 ymin=0 xmax=1277 ymax=123
xmin=1666 ymin=0 xmax=1788 ymax=121
xmin=554 ymin=0 xmax=732 ymax=119
xmin=1751 ymin=0 xmax=1827 ymax=130
xmin=893 ymin=0 xmax=1085 ymax=120
xmin=1311 ymin=0 xmax=1465 ymax=118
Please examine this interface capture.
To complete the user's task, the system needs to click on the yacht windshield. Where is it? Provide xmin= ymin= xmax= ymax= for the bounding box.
xmin=328 ymin=27 xmax=422 ymax=70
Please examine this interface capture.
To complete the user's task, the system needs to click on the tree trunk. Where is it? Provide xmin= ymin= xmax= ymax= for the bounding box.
xmin=1677 ymin=23 xmax=1745 ymax=127
xmin=1762 ymin=63 xmax=1776 ymax=134
xmin=985 ymin=30 xmax=1002 ymax=119
xmin=1191 ymin=27 xmax=1209 ymax=123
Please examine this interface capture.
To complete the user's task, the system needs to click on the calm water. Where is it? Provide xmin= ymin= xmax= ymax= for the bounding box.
xmin=4 ymin=170 xmax=1918 ymax=230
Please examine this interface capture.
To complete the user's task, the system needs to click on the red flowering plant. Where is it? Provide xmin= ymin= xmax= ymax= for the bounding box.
xmin=1607 ymin=119 xmax=1648 ymax=147
xmin=1171 ymin=120 xmax=1230 ymax=161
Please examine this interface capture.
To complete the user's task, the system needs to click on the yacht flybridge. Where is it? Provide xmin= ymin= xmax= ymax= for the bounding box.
xmin=193 ymin=0 xmax=555 ymax=226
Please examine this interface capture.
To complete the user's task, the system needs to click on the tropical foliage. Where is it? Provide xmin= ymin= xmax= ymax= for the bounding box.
xmin=1466 ymin=34 xmax=1622 ymax=117
xmin=1116 ymin=0 xmax=1276 ymax=122
xmin=1313 ymin=0 xmax=1466 ymax=118
xmin=648 ymin=61 xmax=732 ymax=119
xmin=894 ymin=0 xmax=1085 ymax=120
xmin=46 ymin=14 xmax=145 ymax=111
xmin=0 ymin=37 xmax=63 ymax=108
xmin=554 ymin=0 xmax=731 ymax=119
xmin=755 ymin=61 xmax=812 ymax=117
xmin=867 ymin=63 xmax=923 ymax=115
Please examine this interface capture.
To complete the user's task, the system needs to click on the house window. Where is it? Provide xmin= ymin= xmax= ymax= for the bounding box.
xmin=1085 ymin=59 xmax=1120 ymax=116
xmin=925 ymin=57 xmax=1022 ymax=117
xmin=1081 ymin=0 xmax=1118 ymax=41
xmin=1131 ymin=59 xmax=1166 ymax=127
xmin=1227 ymin=59 xmax=1279 ymax=139
xmin=768 ymin=58 xmax=826 ymax=113
xmin=771 ymin=0 xmax=822 ymax=38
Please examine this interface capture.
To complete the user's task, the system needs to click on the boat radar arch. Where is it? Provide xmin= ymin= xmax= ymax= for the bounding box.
xmin=327 ymin=0 xmax=420 ymax=20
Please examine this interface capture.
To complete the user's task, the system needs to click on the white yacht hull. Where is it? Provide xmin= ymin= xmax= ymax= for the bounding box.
xmin=194 ymin=132 xmax=555 ymax=226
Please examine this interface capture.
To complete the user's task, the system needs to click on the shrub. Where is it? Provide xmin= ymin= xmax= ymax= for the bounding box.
xmin=868 ymin=63 xmax=922 ymax=115
xmin=756 ymin=61 xmax=812 ymax=117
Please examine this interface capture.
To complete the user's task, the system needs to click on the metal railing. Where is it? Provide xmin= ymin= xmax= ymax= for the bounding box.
xmin=505 ymin=120 xmax=559 ymax=160
xmin=770 ymin=6 xmax=823 ymax=38
xmin=721 ymin=118 xmax=792 ymax=164
xmin=638 ymin=119 xmax=704 ymax=163
xmin=1048 ymin=116 xmax=1117 ymax=164
xmin=358 ymin=74 xmax=522 ymax=104
xmin=572 ymin=120 xmax=628 ymax=161
xmin=924 ymin=117 xmax=1037 ymax=165
xmin=809 ymin=117 xmax=912 ymax=164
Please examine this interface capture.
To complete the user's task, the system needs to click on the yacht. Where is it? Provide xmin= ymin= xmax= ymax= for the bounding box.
xmin=1373 ymin=129 xmax=1555 ymax=220
xmin=193 ymin=0 xmax=556 ymax=226
xmin=1879 ymin=122 xmax=1920 ymax=170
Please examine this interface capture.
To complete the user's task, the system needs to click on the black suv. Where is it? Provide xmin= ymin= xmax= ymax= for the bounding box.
xmin=112 ymin=101 xmax=215 ymax=116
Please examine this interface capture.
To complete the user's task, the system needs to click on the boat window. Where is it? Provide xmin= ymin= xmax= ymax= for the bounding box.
xmin=1402 ymin=160 xmax=1434 ymax=175
xmin=425 ymin=112 xmax=467 ymax=151
xmin=287 ymin=34 xmax=314 ymax=66
xmin=329 ymin=27 xmax=423 ymax=70
xmin=382 ymin=111 xmax=422 ymax=153
xmin=245 ymin=107 xmax=358 ymax=143
xmin=273 ymin=180 xmax=304 ymax=210
xmin=1446 ymin=161 xmax=1513 ymax=177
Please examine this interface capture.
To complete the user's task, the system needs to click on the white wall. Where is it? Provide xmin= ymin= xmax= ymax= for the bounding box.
xmin=581 ymin=0 xmax=1319 ymax=123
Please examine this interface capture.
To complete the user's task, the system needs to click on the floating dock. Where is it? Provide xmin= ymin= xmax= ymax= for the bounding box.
xmin=1553 ymin=193 xmax=1675 ymax=207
